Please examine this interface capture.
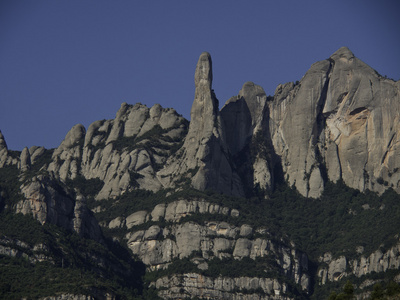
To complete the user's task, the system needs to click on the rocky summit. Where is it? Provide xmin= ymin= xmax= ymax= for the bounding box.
xmin=1 ymin=47 xmax=400 ymax=299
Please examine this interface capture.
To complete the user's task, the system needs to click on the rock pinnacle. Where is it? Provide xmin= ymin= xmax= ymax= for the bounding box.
xmin=194 ymin=52 xmax=213 ymax=89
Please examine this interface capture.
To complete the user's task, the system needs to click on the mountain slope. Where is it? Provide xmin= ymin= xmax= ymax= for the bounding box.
xmin=1 ymin=47 xmax=400 ymax=299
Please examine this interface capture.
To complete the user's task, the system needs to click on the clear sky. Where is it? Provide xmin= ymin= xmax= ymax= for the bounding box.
xmin=1 ymin=0 xmax=399 ymax=150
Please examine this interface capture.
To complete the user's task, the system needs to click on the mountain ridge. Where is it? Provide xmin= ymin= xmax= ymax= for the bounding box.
xmin=1 ymin=47 xmax=400 ymax=299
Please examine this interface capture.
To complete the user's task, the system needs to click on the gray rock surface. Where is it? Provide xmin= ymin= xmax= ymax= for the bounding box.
xmin=0 ymin=236 xmax=54 ymax=264
xmin=29 ymin=146 xmax=46 ymax=164
xmin=42 ymin=103 xmax=188 ymax=199
xmin=20 ymin=147 xmax=31 ymax=172
xmin=0 ymin=130 xmax=7 ymax=150
xmin=154 ymin=273 xmax=290 ymax=300
xmin=0 ymin=130 xmax=17 ymax=167
xmin=220 ymin=82 xmax=276 ymax=193
xmin=124 ymin=200 xmax=310 ymax=291
xmin=3 ymin=47 xmax=400 ymax=299
xmin=4 ymin=47 xmax=399 ymax=200
xmin=16 ymin=174 xmax=102 ymax=242
xmin=159 ymin=52 xmax=244 ymax=196
xmin=268 ymin=47 xmax=400 ymax=197
xmin=318 ymin=241 xmax=400 ymax=285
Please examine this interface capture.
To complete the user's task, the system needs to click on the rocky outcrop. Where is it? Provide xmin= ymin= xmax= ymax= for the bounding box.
xmin=2 ymin=47 xmax=400 ymax=299
xmin=43 ymin=103 xmax=188 ymax=199
xmin=20 ymin=147 xmax=31 ymax=171
xmin=39 ymin=295 xmax=96 ymax=300
xmin=159 ymin=52 xmax=244 ymax=196
xmin=48 ymin=123 xmax=86 ymax=181
xmin=268 ymin=47 xmax=400 ymax=197
xmin=318 ymin=240 xmax=400 ymax=285
xmin=3 ymin=47 xmax=400 ymax=200
xmin=268 ymin=57 xmax=332 ymax=197
xmin=39 ymin=290 xmax=116 ymax=300
xmin=221 ymin=82 xmax=277 ymax=193
xmin=122 ymin=199 xmax=310 ymax=292
xmin=0 ymin=131 xmax=8 ymax=168
xmin=153 ymin=273 xmax=291 ymax=300
xmin=108 ymin=199 xmax=239 ymax=229
xmin=0 ymin=131 xmax=19 ymax=168
xmin=0 ymin=236 xmax=53 ymax=264
xmin=321 ymin=47 xmax=400 ymax=195
xmin=16 ymin=174 xmax=102 ymax=242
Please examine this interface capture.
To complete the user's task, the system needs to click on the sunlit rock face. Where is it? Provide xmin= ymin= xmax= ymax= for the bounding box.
xmin=3 ymin=47 xmax=400 ymax=201
xmin=268 ymin=47 xmax=400 ymax=197
xmin=159 ymin=52 xmax=244 ymax=196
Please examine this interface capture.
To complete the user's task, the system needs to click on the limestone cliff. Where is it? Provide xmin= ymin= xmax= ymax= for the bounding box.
xmin=158 ymin=52 xmax=244 ymax=196
xmin=5 ymin=47 xmax=399 ymax=200
xmin=2 ymin=47 xmax=400 ymax=299
xmin=221 ymin=82 xmax=278 ymax=194
xmin=317 ymin=239 xmax=400 ymax=287
xmin=269 ymin=47 xmax=400 ymax=197
xmin=47 ymin=102 xmax=188 ymax=199
xmin=120 ymin=198 xmax=310 ymax=296
xmin=16 ymin=174 xmax=103 ymax=242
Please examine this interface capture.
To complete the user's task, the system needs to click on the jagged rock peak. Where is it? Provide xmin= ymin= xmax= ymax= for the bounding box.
xmin=0 ymin=130 xmax=7 ymax=150
xmin=239 ymin=81 xmax=266 ymax=97
xmin=189 ymin=52 xmax=219 ymax=139
xmin=330 ymin=46 xmax=355 ymax=61
xmin=58 ymin=124 xmax=86 ymax=150
xmin=20 ymin=147 xmax=31 ymax=172
xmin=194 ymin=52 xmax=213 ymax=89
xmin=158 ymin=52 xmax=244 ymax=196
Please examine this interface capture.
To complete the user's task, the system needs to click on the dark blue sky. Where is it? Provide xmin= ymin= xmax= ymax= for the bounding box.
xmin=1 ymin=0 xmax=399 ymax=150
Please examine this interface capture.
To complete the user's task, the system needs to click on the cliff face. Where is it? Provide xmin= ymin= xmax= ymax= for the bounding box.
xmin=318 ymin=241 xmax=400 ymax=285
xmin=1 ymin=47 xmax=400 ymax=299
xmin=120 ymin=199 xmax=309 ymax=288
xmin=2 ymin=47 xmax=398 ymax=201
xmin=158 ymin=52 xmax=244 ymax=196
xmin=269 ymin=47 xmax=400 ymax=197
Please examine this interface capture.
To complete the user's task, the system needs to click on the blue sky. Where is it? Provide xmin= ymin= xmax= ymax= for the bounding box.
xmin=1 ymin=0 xmax=399 ymax=150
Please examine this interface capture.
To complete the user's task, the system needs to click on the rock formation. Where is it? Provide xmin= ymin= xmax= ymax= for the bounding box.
xmin=318 ymin=240 xmax=400 ymax=285
xmin=4 ymin=47 xmax=398 ymax=200
xmin=221 ymin=82 xmax=277 ymax=194
xmin=159 ymin=52 xmax=244 ymax=196
xmin=0 ymin=130 xmax=14 ymax=167
xmin=1 ymin=47 xmax=400 ymax=299
xmin=16 ymin=174 xmax=103 ymax=242
xmin=154 ymin=273 xmax=291 ymax=299
xmin=122 ymin=199 xmax=310 ymax=293
xmin=268 ymin=47 xmax=400 ymax=197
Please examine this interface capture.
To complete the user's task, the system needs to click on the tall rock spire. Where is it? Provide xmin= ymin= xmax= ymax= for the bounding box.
xmin=184 ymin=52 xmax=221 ymax=169
xmin=159 ymin=52 xmax=244 ymax=196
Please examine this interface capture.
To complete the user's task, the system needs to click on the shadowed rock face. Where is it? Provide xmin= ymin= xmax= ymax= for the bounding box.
xmin=16 ymin=174 xmax=103 ymax=242
xmin=220 ymin=81 xmax=277 ymax=194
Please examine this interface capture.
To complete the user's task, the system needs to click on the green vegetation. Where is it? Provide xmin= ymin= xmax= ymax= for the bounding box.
xmin=327 ymin=280 xmax=354 ymax=300
xmin=21 ymin=148 xmax=54 ymax=181
xmin=323 ymin=279 xmax=400 ymax=300
xmin=66 ymin=175 xmax=104 ymax=199
xmin=3 ymin=120 xmax=400 ymax=299
xmin=112 ymin=123 xmax=188 ymax=159
xmin=0 ymin=165 xmax=22 ymax=208
xmin=90 ymin=178 xmax=400 ymax=262
xmin=0 ymin=211 xmax=145 ymax=299
xmin=144 ymin=254 xmax=307 ymax=299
